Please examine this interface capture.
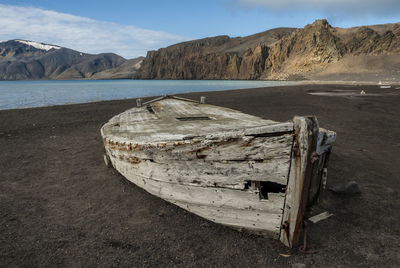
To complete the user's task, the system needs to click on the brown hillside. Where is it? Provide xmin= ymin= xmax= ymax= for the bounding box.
xmin=135 ymin=20 xmax=400 ymax=81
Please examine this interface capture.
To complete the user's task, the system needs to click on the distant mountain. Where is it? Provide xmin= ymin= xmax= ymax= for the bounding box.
xmin=4 ymin=20 xmax=400 ymax=82
xmin=135 ymin=20 xmax=400 ymax=81
xmin=0 ymin=40 xmax=143 ymax=80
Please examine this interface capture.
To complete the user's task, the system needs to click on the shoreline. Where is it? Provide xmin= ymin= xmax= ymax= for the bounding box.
xmin=1 ymin=80 xmax=399 ymax=112
xmin=1 ymin=84 xmax=399 ymax=266
xmin=0 ymin=79 xmax=295 ymax=111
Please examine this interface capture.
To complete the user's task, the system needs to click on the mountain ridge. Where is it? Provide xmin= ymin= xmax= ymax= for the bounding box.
xmin=135 ymin=19 xmax=400 ymax=81
xmin=0 ymin=40 xmax=143 ymax=80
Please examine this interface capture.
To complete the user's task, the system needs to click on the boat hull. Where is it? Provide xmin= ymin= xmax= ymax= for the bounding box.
xmin=103 ymin=124 xmax=295 ymax=238
xmin=101 ymin=97 xmax=336 ymax=247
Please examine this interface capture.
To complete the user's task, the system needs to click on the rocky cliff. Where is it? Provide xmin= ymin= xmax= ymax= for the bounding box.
xmin=135 ymin=20 xmax=400 ymax=81
xmin=0 ymin=40 xmax=143 ymax=80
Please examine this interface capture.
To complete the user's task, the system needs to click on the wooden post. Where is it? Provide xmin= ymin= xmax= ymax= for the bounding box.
xmin=280 ymin=116 xmax=319 ymax=248
xmin=136 ymin=98 xmax=142 ymax=107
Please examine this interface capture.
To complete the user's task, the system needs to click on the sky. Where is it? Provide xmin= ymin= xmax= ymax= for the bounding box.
xmin=0 ymin=0 xmax=399 ymax=58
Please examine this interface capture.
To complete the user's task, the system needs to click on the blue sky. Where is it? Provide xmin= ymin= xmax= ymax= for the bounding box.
xmin=1 ymin=0 xmax=399 ymax=58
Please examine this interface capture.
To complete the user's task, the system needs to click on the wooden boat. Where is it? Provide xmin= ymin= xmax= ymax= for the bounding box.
xmin=101 ymin=95 xmax=336 ymax=247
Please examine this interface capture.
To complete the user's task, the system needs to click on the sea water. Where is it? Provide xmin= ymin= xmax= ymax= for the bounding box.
xmin=0 ymin=80 xmax=295 ymax=110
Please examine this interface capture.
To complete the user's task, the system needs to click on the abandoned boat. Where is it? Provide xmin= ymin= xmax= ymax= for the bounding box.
xmin=101 ymin=95 xmax=336 ymax=248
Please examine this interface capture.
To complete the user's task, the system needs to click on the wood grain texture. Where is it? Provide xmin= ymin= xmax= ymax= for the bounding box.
xmin=104 ymin=134 xmax=293 ymax=187
xmin=110 ymin=157 xmax=285 ymax=237
xmin=317 ymin=128 xmax=336 ymax=155
xmin=279 ymin=116 xmax=319 ymax=248
xmin=173 ymin=201 xmax=283 ymax=238
xmin=308 ymin=128 xmax=336 ymax=206
xmin=105 ymin=134 xmax=293 ymax=162
xmin=110 ymin=157 xmax=286 ymax=213
xmin=101 ymin=98 xmax=288 ymax=144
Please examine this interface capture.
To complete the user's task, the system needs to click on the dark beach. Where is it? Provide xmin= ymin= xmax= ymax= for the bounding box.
xmin=1 ymin=84 xmax=399 ymax=267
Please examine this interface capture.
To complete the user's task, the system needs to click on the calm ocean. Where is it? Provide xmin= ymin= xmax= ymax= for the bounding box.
xmin=0 ymin=80 xmax=295 ymax=110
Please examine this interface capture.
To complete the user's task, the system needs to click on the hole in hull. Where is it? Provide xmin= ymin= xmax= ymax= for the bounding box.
xmin=245 ymin=181 xmax=286 ymax=200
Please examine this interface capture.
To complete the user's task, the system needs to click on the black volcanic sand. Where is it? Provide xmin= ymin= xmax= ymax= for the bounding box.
xmin=1 ymin=84 xmax=399 ymax=267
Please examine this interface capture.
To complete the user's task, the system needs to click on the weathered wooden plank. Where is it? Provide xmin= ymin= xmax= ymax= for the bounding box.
xmin=103 ymin=122 xmax=294 ymax=145
xmin=308 ymin=128 xmax=336 ymax=206
xmin=194 ymin=134 xmax=292 ymax=161
xmin=109 ymin=157 xmax=290 ymax=188
xmin=110 ymin=157 xmax=286 ymax=214
xmin=280 ymin=116 xmax=319 ymax=248
xmin=200 ymin=122 xmax=294 ymax=140
xmin=105 ymin=134 xmax=293 ymax=162
xmin=308 ymin=211 xmax=333 ymax=223
xmin=173 ymin=201 xmax=282 ymax=238
xmin=101 ymin=98 xmax=289 ymax=144
xmin=317 ymin=128 xmax=336 ymax=155
xmin=307 ymin=152 xmax=327 ymax=205
xmin=104 ymin=134 xmax=293 ymax=186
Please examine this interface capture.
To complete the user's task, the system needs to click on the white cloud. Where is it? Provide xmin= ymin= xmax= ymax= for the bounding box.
xmin=236 ymin=0 xmax=400 ymax=17
xmin=0 ymin=4 xmax=189 ymax=58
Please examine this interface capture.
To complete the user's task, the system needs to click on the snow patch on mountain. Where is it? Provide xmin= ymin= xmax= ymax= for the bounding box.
xmin=16 ymin=40 xmax=61 ymax=51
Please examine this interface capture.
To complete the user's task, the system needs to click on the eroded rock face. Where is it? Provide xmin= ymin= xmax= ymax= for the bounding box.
xmin=135 ymin=29 xmax=295 ymax=80
xmin=263 ymin=19 xmax=346 ymax=80
xmin=135 ymin=19 xmax=400 ymax=81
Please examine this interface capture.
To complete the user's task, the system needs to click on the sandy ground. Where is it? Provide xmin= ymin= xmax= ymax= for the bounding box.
xmin=1 ymin=84 xmax=399 ymax=267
